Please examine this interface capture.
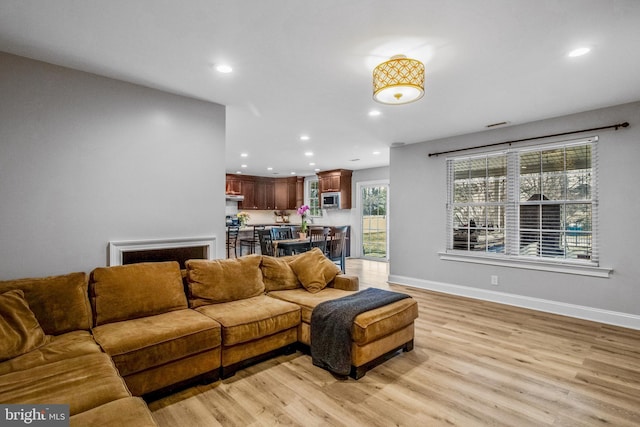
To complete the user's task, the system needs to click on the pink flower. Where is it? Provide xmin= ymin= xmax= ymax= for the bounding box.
xmin=297 ymin=205 xmax=310 ymax=216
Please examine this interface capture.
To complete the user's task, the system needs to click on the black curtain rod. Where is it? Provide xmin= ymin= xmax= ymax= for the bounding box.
xmin=427 ymin=121 xmax=629 ymax=157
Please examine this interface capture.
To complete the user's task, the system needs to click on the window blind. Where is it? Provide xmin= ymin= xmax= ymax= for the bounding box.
xmin=446 ymin=137 xmax=598 ymax=265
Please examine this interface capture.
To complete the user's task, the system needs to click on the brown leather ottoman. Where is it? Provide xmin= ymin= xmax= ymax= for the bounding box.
xmin=268 ymin=288 xmax=419 ymax=379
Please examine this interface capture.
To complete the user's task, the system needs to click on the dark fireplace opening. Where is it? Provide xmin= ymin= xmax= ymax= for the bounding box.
xmin=122 ymin=246 xmax=208 ymax=269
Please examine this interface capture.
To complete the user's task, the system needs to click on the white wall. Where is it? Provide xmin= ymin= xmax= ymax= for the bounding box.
xmin=390 ymin=101 xmax=640 ymax=327
xmin=0 ymin=52 xmax=226 ymax=279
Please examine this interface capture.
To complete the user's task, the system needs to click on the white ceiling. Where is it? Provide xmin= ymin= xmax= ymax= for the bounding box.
xmin=1 ymin=0 xmax=639 ymax=177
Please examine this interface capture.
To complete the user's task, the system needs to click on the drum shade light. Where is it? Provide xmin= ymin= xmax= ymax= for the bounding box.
xmin=373 ymin=55 xmax=425 ymax=105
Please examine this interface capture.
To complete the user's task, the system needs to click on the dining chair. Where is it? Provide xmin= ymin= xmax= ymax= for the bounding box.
xmin=257 ymin=229 xmax=275 ymax=257
xmin=326 ymin=226 xmax=348 ymax=273
xmin=309 ymin=227 xmax=330 ymax=253
xmin=226 ymin=226 xmax=240 ymax=258
xmin=270 ymin=226 xmax=293 ymax=240
xmin=239 ymin=225 xmax=265 ymax=255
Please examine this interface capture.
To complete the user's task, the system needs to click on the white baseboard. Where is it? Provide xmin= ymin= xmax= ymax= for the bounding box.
xmin=388 ymin=274 xmax=640 ymax=331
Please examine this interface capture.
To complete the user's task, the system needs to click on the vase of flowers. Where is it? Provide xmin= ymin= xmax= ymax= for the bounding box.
xmin=237 ymin=211 xmax=250 ymax=227
xmin=297 ymin=205 xmax=310 ymax=239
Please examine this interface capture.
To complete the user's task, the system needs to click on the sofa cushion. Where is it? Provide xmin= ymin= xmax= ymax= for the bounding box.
xmin=289 ymin=248 xmax=341 ymax=293
xmin=196 ymin=295 xmax=300 ymax=346
xmin=261 ymin=255 xmax=301 ymax=291
xmin=268 ymin=288 xmax=354 ymax=323
xmin=0 ymin=272 xmax=91 ymax=335
xmin=0 ymin=330 xmax=101 ymax=376
xmin=0 ymin=353 xmax=131 ymax=416
xmin=0 ymin=290 xmax=47 ymax=362
xmin=70 ymin=397 xmax=158 ymax=427
xmin=186 ymin=255 xmax=265 ymax=307
xmin=92 ymin=309 xmax=221 ymax=376
xmin=90 ymin=262 xmax=187 ymax=326
xmin=351 ymin=298 xmax=419 ymax=345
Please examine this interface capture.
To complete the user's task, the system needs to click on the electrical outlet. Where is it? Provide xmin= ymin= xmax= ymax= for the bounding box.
xmin=491 ymin=275 xmax=499 ymax=286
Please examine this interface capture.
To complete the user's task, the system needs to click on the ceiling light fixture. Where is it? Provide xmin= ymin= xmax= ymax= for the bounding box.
xmin=300 ymin=135 xmax=310 ymax=141
xmin=373 ymin=55 xmax=425 ymax=105
xmin=369 ymin=110 xmax=382 ymax=117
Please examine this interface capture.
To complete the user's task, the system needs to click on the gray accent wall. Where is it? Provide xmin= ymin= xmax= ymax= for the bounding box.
xmin=389 ymin=101 xmax=640 ymax=324
xmin=0 ymin=52 xmax=226 ymax=279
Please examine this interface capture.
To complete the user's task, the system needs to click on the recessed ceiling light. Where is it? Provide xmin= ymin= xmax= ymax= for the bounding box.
xmin=369 ymin=110 xmax=382 ymax=117
xmin=568 ymin=47 xmax=590 ymax=57
xmin=240 ymin=153 xmax=248 ymax=157
xmin=236 ymin=171 xmax=242 ymax=174
xmin=267 ymin=167 xmax=273 ymax=171
xmin=309 ymin=162 xmax=316 ymax=166
xmin=215 ymin=64 xmax=233 ymax=73
xmin=290 ymin=171 xmax=296 ymax=175
xmin=314 ymin=168 xmax=320 ymax=172
xmin=373 ymin=151 xmax=381 ymax=155
xmin=300 ymin=135 xmax=310 ymax=141
xmin=304 ymin=151 xmax=314 ymax=157
xmin=241 ymin=164 xmax=247 ymax=168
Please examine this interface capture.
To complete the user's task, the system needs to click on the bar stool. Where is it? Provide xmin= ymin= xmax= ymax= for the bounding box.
xmin=226 ymin=226 xmax=240 ymax=258
xmin=240 ymin=225 xmax=265 ymax=255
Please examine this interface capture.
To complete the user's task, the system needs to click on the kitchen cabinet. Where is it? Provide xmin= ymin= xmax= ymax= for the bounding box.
xmin=227 ymin=174 xmax=303 ymax=210
xmin=225 ymin=174 xmax=243 ymax=195
xmin=255 ymin=179 xmax=275 ymax=210
xmin=274 ymin=177 xmax=297 ymax=210
xmin=317 ymin=169 xmax=352 ymax=209
xmin=296 ymin=177 xmax=304 ymax=207
xmin=238 ymin=179 xmax=256 ymax=210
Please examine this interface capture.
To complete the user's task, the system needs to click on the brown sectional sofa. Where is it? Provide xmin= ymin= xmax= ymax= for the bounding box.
xmin=89 ymin=261 xmax=222 ymax=396
xmin=0 ymin=273 xmax=156 ymax=426
xmin=0 ymin=248 xmax=418 ymax=425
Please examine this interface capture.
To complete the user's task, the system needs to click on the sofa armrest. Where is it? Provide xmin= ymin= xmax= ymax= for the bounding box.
xmin=329 ymin=274 xmax=359 ymax=291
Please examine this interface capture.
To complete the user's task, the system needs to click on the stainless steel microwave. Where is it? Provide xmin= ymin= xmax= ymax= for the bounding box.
xmin=321 ymin=192 xmax=340 ymax=209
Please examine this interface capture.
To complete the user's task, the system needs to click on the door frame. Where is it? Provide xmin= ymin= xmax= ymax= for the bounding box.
xmin=356 ymin=179 xmax=390 ymax=261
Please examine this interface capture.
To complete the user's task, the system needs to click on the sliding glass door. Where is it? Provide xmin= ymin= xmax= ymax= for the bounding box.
xmin=360 ymin=183 xmax=388 ymax=260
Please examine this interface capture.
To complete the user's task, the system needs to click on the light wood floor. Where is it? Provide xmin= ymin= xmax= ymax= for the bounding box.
xmin=148 ymin=259 xmax=640 ymax=426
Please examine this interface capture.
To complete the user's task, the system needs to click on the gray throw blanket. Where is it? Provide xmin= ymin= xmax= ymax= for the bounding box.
xmin=311 ymin=287 xmax=410 ymax=376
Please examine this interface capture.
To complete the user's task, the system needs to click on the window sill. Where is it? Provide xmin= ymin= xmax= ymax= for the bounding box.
xmin=438 ymin=251 xmax=612 ymax=278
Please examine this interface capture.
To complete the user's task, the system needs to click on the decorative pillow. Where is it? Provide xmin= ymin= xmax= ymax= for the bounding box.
xmin=289 ymin=248 xmax=341 ymax=293
xmin=261 ymin=255 xmax=301 ymax=292
xmin=186 ymin=255 xmax=265 ymax=307
xmin=0 ymin=290 xmax=47 ymax=362
xmin=90 ymin=261 xmax=187 ymax=326
xmin=0 ymin=272 xmax=91 ymax=335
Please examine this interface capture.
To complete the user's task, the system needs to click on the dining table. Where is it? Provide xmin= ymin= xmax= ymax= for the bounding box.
xmin=272 ymin=238 xmax=312 ymax=256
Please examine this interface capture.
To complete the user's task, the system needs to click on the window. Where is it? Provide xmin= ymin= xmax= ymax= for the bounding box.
xmin=307 ymin=178 xmax=322 ymax=217
xmin=446 ymin=137 xmax=598 ymax=265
